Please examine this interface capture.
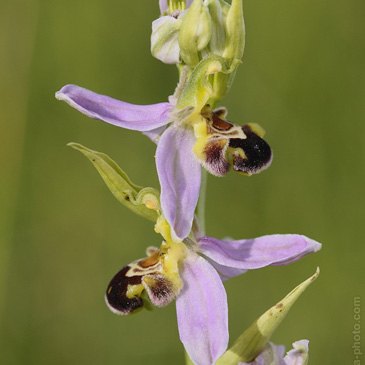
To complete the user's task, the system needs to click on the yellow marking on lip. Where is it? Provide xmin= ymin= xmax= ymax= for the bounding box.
xmin=126 ymin=262 xmax=160 ymax=277
xmin=193 ymin=137 xmax=209 ymax=160
xmin=245 ymin=123 xmax=266 ymax=138
xmin=126 ymin=283 xmax=144 ymax=299
xmin=107 ymin=286 xmax=113 ymax=294
xmin=228 ymin=147 xmax=247 ymax=161
xmin=192 ymin=120 xmax=210 ymax=160
xmin=236 ymin=171 xmax=251 ymax=176
xmin=142 ymin=276 xmax=155 ymax=287
xmin=228 ymin=125 xmax=247 ymax=139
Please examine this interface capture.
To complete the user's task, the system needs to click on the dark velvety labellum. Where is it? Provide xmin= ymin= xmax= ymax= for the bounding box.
xmin=106 ymin=266 xmax=143 ymax=315
xmin=199 ymin=104 xmax=272 ymax=176
xmin=229 ymin=126 xmax=272 ymax=174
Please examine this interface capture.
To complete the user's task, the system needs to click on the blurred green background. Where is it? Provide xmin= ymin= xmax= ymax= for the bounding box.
xmin=1 ymin=0 xmax=364 ymax=363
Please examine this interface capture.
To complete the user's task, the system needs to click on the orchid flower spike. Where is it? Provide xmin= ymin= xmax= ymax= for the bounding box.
xmin=56 ymin=57 xmax=272 ymax=242
xmin=104 ymin=210 xmax=321 ymax=365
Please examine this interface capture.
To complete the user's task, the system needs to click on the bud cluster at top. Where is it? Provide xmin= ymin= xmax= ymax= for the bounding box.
xmin=152 ymin=0 xmax=244 ymax=105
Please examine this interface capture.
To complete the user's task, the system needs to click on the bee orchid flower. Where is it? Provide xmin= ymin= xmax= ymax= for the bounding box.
xmin=58 ymin=0 xmax=321 ymax=364
xmin=67 ymin=142 xmax=317 ymax=364
xmin=104 ymin=211 xmax=321 ymax=365
xmin=57 ymin=0 xmax=253 ymax=243
xmin=56 ymin=59 xmax=272 ymax=243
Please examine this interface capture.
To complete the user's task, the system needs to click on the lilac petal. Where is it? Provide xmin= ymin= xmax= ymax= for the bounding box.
xmin=199 ymin=234 xmax=321 ymax=277
xmin=55 ymin=84 xmax=172 ymax=131
xmin=208 ymin=261 xmax=247 ymax=282
xmin=142 ymin=125 xmax=167 ymax=144
xmin=159 ymin=0 xmax=168 ymax=13
xmin=156 ymin=125 xmax=201 ymax=240
xmin=176 ymin=254 xmax=228 ymax=365
xmin=199 ymin=237 xmax=248 ymax=281
xmin=283 ymin=340 xmax=309 ymax=365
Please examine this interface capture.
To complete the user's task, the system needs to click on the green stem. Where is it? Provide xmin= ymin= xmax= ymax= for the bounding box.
xmin=196 ymin=168 xmax=208 ymax=234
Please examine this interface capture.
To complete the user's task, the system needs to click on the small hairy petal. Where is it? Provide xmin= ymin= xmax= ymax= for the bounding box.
xmin=56 ymin=84 xmax=171 ymax=131
xmin=142 ymin=274 xmax=179 ymax=307
xmin=156 ymin=126 xmax=201 ymax=240
xmin=176 ymin=254 xmax=228 ymax=365
xmin=201 ymin=138 xmax=230 ymax=176
xmin=199 ymin=234 xmax=321 ymax=278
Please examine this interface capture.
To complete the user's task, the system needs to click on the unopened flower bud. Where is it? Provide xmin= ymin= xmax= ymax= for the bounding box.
xmin=151 ymin=13 xmax=183 ymax=64
xmin=223 ymin=0 xmax=245 ymax=62
xmin=209 ymin=0 xmax=245 ymax=105
xmin=206 ymin=0 xmax=227 ymax=55
xmin=178 ymin=0 xmax=212 ymax=67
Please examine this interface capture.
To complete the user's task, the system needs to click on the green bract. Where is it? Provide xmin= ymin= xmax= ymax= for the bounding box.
xmin=217 ymin=268 xmax=320 ymax=364
xmin=68 ymin=143 xmax=159 ymax=222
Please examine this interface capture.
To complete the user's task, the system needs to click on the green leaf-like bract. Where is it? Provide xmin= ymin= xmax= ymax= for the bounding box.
xmin=68 ymin=143 xmax=159 ymax=222
xmin=217 ymin=268 xmax=319 ymax=364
